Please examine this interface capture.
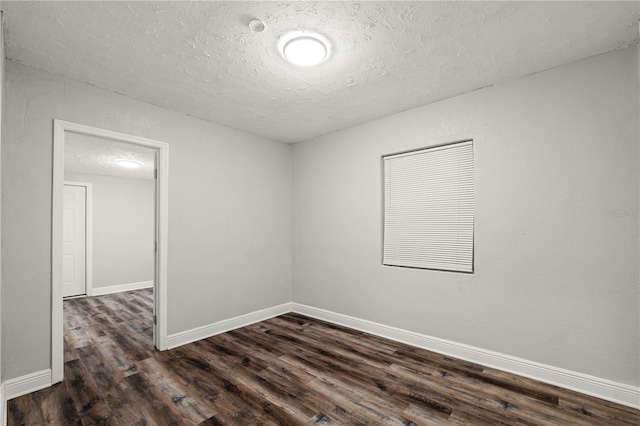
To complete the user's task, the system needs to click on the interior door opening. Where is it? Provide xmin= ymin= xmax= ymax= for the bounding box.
xmin=52 ymin=120 xmax=169 ymax=384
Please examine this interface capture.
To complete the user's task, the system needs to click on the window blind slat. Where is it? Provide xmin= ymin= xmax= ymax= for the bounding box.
xmin=383 ymin=140 xmax=474 ymax=273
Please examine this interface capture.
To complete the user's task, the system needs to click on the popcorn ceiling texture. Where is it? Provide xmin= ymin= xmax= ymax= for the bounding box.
xmin=65 ymin=132 xmax=156 ymax=180
xmin=3 ymin=1 xmax=639 ymax=143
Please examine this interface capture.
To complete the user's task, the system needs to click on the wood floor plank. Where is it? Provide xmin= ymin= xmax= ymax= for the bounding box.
xmin=207 ymin=356 xmax=314 ymax=423
xmin=427 ymin=368 xmax=593 ymax=426
xmin=272 ymin=315 xmax=400 ymax=356
xmin=63 ymin=334 xmax=80 ymax=363
xmin=64 ymin=358 xmax=112 ymax=423
xmin=6 ymin=288 xmax=640 ymax=425
xmin=254 ymin=366 xmax=327 ymax=419
xmin=260 ymin=318 xmax=398 ymax=372
xmin=402 ymin=403 xmax=454 ymax=425
xmin=121 ymin=372 xmax=192 ymax=426
xmin=103 ymin=379 xmax=156 ymax=425
xmin=306 ymin=376 xmax=408 ymax=425
xmin=33 ymin=382 xmax=83 ymax=426
xmin=249 ymin=326 xmax=456 ymax=422
xmin=198 ymin=416 xmax=226 ymax=425
xmin=76 ymin=344 xmax=120 ymax=392
xmin=7 ymin=393 xmax=46 ymax=426
xmin=389 ymin=363 xmax=563 ymax=425
xmin=181 ymin=349 xmax=302 ymax=425
xmin=157 ymin=351 xmax=224 ymax=408
xmin=137 ymin=356 xmax=217 ymax=424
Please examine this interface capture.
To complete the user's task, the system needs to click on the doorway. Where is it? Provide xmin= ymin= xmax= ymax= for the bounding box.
xmin=52 ymin=120 xmax=169 ymax=384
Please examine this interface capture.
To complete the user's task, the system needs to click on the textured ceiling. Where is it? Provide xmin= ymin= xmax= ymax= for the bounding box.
xmin=3 ymin=1 xmax=639 ymax=143
xmin=65 ymin=132 xmax=156 ymax=180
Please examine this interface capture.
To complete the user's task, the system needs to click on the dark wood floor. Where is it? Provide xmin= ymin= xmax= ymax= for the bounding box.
xmin=7 ymin=289 xmax=640 ymax=425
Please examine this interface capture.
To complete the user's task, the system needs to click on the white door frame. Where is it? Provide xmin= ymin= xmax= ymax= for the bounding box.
xmin=52 ymin=119 xmax=169 ymax=384
xmin=63 ymin=181 xmax=93 ymax=297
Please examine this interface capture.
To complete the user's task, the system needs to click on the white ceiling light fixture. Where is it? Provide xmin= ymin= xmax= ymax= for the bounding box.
xmin=280 ymin=31 xmax=331 ymax=67
xmin=115 ymin=159 xmax=143 ymax=168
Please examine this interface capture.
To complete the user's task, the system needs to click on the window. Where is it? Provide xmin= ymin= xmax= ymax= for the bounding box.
xmin=382 ymin=140 xmax=474 ymax=273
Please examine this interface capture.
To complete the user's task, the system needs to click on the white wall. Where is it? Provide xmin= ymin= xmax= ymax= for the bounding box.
xmin=1 ymin=61 xmax=292 ymax=380
xmin=292 ymin=47 xmax=639 ymax=386
xmin=64 ymin=174 xmax=154 ymax=290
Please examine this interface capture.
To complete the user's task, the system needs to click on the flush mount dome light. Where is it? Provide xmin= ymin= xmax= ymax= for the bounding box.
xmin=281 ymin=32 xmax=330 ymax=67
xmin=115 ymin=159 xmax=143 ymax=168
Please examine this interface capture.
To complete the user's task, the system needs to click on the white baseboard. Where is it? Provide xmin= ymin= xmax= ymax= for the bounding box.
xmin=91 ymin=280 xmax=153 ymax=296
xmin=291 ymin=303 xmax=640 ymax=410
xmin=167 ymin=303 xmax=292 ymax=349
xmin=3 ymin=369 xmax=52 ymax=401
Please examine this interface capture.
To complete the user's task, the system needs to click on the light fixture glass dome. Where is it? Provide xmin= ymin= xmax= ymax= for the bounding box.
xmin=115 ymin=159 xmax=143 ymax=169
xmin=281 ymin=33 xmax=330 ymax=67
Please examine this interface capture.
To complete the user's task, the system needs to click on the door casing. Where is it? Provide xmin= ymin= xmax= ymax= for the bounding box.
xmin=52 ymin=120 xmax=169 ymax=383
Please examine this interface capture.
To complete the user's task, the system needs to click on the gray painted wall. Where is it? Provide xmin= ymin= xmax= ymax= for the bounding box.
xmin=1 ymin=61 xmax=292 ymax=380
xmin=292 ymin=47 xmax=639 ymax=386
xmin=64 ymin=174 xmax=155 ymax=290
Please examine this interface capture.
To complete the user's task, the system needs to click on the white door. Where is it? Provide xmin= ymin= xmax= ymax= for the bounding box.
xmin=63 ymin=185 xmax=87 ymax=297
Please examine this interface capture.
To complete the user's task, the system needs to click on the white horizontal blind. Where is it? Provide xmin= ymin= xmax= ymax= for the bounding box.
xmin=383 ymin=140 xmax=474 ymax=273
